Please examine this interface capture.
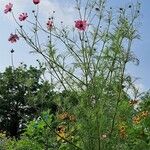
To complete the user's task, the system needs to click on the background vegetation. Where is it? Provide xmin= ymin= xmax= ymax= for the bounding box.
xmin=0 ymin=0 xmax=149 ymax=149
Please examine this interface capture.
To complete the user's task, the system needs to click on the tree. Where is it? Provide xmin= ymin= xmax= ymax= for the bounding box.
xmin=0 ymin=65 xmax=56 ymax=138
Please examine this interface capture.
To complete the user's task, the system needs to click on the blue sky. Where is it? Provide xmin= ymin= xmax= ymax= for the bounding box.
xmin=0 ymin=0 xmax=149 ymax=91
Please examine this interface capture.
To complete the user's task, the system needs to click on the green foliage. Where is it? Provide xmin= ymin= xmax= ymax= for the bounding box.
xmin=5 ymin=138 xmax=43 ymax=150
xmin=2 ymin=0 xmax=150 ymax=149
xmin=0 ymin=65 xmax=55 ymax=138
xmin=3 ymin=111 xmax=56 ymax=150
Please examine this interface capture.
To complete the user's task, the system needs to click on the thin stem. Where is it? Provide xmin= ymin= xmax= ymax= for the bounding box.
xmin=109 ymin=39 xmax=132 ymax=138
xmin=11 ymin=52 xmax=14 ymax=69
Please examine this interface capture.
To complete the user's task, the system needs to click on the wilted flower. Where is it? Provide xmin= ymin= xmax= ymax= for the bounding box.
xmin=95 ymin=8 xmax=100 ymax=11
xmin=10 ymin=49 xmax=14 ymax=53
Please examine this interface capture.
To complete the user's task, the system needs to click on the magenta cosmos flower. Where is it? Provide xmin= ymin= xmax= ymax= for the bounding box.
xmin=8 ymin=34 xmax=19 ymax=43
xmin=19 ymin=13 xmax=28 ymax=21
xmin=33 ymin=0 xmax=40 ymax=5
xmin=4 ymin=3 xmax=13 ymax=14
xmin=47 ymin=20 xmax=53 ymax=30
xmin=75 ymin=20 xmax=88 ymax=31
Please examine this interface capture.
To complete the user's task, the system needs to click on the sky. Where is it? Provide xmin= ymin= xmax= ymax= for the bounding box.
xmin=0 ymin=0 xmax=150 ymax=92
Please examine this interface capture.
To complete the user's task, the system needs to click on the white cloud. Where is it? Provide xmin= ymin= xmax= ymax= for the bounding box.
xmin=0 ymin=0 xmax=75 ymax=26
xmin=135 ymin=82 xmax=145 ymax=92
xmin=126 ymin=82 xmax=146 ymax=99
xmin=39 ymin=0 xmax=75 ymax=26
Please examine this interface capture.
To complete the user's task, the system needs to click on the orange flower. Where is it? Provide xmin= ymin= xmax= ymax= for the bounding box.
xmin=118 ymin=125 xmax=127 ymax=138
xmin=57 ymin=112 xmax=69 ymax=120
xmin=140 ymin=111 xmax=149 ymax=118
xmin=132 ymin=116 xmax=141 ymax=124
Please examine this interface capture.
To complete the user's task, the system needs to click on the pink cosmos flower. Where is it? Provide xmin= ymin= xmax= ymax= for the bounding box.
xmin=33 ymin=0 xmax=40 ymax=5
xmin=19 ymin=13 xmax=28 ymax=21
xmin=75 ymin=20 xmax=88 ymax=31
xmin=8 ymin=34 xmax=19 ymax=43
xmin=47 ymin=20 xmax=53 ymax=30
xmin=4 ymin=3 xmax=13 ymax=14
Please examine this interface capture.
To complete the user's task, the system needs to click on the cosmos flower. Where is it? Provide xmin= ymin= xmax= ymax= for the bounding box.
xmin=19 ymin=13 xmax=28 ymax=21
xmin=8 ymin=34 xmax=19 ymax=43
xmin=4 ymin=3 xmax=13 ymax=14
xmin=33 ymin=0 xmax=40 ymax=5
xmin=75 ymin=20 xmax=88 ymax=31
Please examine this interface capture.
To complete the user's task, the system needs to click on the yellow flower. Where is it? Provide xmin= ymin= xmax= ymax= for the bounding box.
xmin=56 ymin=125 xmax=66 ymax=142
xmin=118 ymin=124 xmax=127 ymax=139
xmin=57 ymin=132 xmax=66 ymax=142
xmin=119 ymin=126 xmax=125 ymax=132
xmin=140 ymin=111 xmax=149 ymax=118
xmin=57 ymin=125 xmax=66 ymax=133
